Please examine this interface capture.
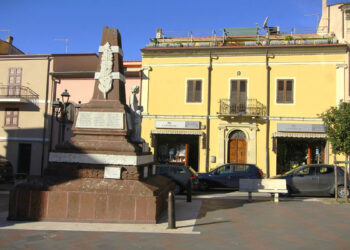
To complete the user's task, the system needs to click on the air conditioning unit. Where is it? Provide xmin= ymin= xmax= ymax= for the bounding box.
xmin=268 ymin=27 xmax=280 ymax=35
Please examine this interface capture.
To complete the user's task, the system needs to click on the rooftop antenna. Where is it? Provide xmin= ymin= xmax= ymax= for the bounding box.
xmin=262 ymin=17 xmax=269 ymax=45
xmin=54 ymin=38 xmax=69 ymax=54
xmin=0 ymin=29 xmax=10 ymax=37
xmin=304 ymin=13 xmax=320 ymax=28
xmin=262 ymin=17 xmax=269 ymax=30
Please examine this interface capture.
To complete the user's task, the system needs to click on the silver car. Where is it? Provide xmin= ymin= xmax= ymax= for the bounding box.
xmin=273 ymin=164 xmax=349 ymax=198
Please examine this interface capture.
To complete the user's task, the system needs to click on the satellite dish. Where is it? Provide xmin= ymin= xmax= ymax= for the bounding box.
xmin=263 ymin=17 xmax=269 ymax=29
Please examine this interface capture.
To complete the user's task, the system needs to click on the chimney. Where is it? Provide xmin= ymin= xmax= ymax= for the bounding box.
xmin=6 ymin=36 xmax=13 ymax=45
xmin=156 ymin=28 xmax=162 ymax=39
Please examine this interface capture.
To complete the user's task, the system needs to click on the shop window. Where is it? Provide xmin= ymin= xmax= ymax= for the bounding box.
xmin=277 ymin=79 xmax=294 ymax=104
xmin=4 ymin=108 xmax=19 ymax=127
xmin=186 ymin=80 xmax=202 ymax=103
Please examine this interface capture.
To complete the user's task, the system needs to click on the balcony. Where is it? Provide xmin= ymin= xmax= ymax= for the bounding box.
xmin=0 ymin=85 xmax=39 ymax=104
xmin=218 ymin=99 xmax=266 ymax=118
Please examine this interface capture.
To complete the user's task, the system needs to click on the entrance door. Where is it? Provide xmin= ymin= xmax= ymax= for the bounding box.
xmin=17 ymin=143 xmax=31 ymax=175
xmin=228 ymin=130 xmax=247 ymax=163
xmin=229 ymin=139 xmax=247 ymax=163
xmin=230 ymin=80 xmax=247 ymax=114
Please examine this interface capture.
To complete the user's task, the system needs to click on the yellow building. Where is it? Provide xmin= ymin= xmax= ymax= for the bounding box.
xmin=140 ymin=28 xmax=348 ymax=176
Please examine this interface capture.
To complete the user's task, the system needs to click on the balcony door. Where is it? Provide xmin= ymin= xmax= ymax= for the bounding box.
xmin=8 ymin=68 xmax=22 ymax=96
xmin=228 ymin=130 xmax=247 ymax=163
xmin=230 ymin=80 xmax=247 ymax=114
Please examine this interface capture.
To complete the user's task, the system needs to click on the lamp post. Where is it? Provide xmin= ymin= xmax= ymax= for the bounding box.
xmin=52 ymin=89 xmax=80 ymax=144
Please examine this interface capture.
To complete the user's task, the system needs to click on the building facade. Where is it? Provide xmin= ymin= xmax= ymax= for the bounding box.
xmin=0 ymin=54 xmax=53 ymax=176
xmin=140 ymin=29 xmax=348 ymax=176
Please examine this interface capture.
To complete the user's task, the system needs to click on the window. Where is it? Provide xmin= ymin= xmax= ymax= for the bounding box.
xmin=216 ymin=165 xmax=231 ymax=174
xmin=8 ymin=68 xmax=22 ymax=96
xmin=8 ymin=68 xmax=22 ymax=85
xmin=295 ymin=167 xmax=315 ymax=176
xmin=233 ymin=164 xmax=249 ymax=172
xmin=186 ymin=80 xmax=202 ymax=103
xmin=277 ymin=79 xmax=294 ymax=103
xmin=319 ymin=166 xmax=334 ymax=175
xmin=4 ymin=108 xmax=19 ymax=127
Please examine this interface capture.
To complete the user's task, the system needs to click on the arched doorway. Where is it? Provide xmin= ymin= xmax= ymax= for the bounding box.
xmin=228 ymin=130 xmax=247 ymax=163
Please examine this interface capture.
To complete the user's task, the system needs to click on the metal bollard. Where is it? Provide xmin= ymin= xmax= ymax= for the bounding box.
xmin=168 ymin=191 xmax=176 ymax=229
xmin=186 ymin=182 xmax=192 ymax=203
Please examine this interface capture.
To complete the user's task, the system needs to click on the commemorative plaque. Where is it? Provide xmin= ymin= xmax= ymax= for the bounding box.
xmin=76 ymin=111 xmax=124 ymax=129
xmin=104 ymin=166 xmax=121 ymax=179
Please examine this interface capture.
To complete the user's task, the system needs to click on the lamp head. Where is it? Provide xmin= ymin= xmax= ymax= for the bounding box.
xmin=61 ymin=89 xmax=70 ymax=103
xmin=52 ymin=98 xmax=61 ymax=109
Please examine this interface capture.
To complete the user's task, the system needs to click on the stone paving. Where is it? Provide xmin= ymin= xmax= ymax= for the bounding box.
xmin=0 ymin=191 xmax=350 ymax=249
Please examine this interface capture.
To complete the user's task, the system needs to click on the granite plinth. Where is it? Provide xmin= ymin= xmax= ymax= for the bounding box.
xmin=8 ymin=174 xmax=174 ymax=223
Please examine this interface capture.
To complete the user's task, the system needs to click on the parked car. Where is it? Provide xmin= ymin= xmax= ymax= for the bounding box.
xmin=272 ymin=164 xmax=349 ymax=198
xmin=155 ymin=164 xmax=199 ymax=194
xmin=198 ymin=163 xmax=263 ymax=190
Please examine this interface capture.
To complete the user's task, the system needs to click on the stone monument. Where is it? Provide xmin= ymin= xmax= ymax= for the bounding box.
xmin=8 ymin=27 xmax=173 ymax=223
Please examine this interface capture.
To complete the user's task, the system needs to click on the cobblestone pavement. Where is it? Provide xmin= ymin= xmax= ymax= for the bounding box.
xmin=0 ymin=191 xmax=350 ymax=249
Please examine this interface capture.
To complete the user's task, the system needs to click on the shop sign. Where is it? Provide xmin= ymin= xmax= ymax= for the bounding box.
xmin=155 ymin=120 xmax=200 ymax=129
xmin=277 ymin=123 xmax=325 ymax=133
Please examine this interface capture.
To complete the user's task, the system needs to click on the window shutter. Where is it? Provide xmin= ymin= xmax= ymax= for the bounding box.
xmin=277 ymin=80 xmax=284 ymax=103
xmin=195 ymin=80 xmax=202 ymax=102
xmin=286 ymin=80 xmax=293 ymax=103
xmin=240 ymin=80 xmax=247 ymax=103
xmin=187 ymin=80 xmax=194 ymax=102
xmin=4 ymin=109 xmax=19 ymax=126
xmin=230 ymin=80 xmax=238 ymax=103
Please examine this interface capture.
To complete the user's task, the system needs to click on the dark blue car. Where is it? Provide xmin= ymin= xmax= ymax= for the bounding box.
xmin=198 ymin=163 xmax=263 ymax=190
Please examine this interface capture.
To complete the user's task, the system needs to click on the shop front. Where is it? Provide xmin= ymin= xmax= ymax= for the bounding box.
xmin=151 ymin=120 xmax=203 ymax=171
xmin=273 ymin=123 xmax=327 ymax=174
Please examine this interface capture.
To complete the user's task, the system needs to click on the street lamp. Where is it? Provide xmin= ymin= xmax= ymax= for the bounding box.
xmin=52 ymin=89 xmax=80 ymax=144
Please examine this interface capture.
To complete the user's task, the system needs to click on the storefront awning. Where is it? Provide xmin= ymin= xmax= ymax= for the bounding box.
xmin=151 ymin=129 xmax=203 ymax=135
xmin=272 ymin=132 xmax=326 ymax=139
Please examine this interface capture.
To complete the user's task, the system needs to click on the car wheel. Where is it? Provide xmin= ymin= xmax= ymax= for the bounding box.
xmin=199 ymin=181 xmax=208 ymax=191
xmin=337 ymin=185 xmax=349 ymax=198
xmin=174 ymin=184 xmax=182 ymax=195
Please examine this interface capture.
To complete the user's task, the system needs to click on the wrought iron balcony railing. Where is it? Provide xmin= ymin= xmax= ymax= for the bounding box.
xmin=0 ymin=85 xmax=39 ymax=102
xmin=218 ymin=99 xmax=266 ymax=117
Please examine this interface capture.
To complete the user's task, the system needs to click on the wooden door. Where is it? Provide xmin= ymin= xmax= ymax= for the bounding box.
xmin=229 ymin=139 xmax=247 ymax=163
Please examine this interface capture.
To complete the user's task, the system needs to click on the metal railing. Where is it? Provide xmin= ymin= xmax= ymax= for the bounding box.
xmin=0 ymin=85 xmax=39 ymax=101
xmin=219 ymin=99 xmax=266 ymax=116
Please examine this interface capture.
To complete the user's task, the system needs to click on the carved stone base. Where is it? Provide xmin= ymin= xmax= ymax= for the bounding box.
xmin=8 ymin=175 xmax=173 ymax=223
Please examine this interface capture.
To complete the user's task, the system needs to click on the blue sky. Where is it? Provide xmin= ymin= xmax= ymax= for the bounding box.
xmin=1 ymin=0 xmax=328 ymax=60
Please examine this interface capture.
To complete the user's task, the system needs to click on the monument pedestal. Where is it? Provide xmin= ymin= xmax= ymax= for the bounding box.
xmin=8 ymin=162 xmax=174 ymax=223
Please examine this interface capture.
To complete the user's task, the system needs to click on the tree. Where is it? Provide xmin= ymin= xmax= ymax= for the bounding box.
xmin=320 ymin=101 xmax=350 ymax=200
